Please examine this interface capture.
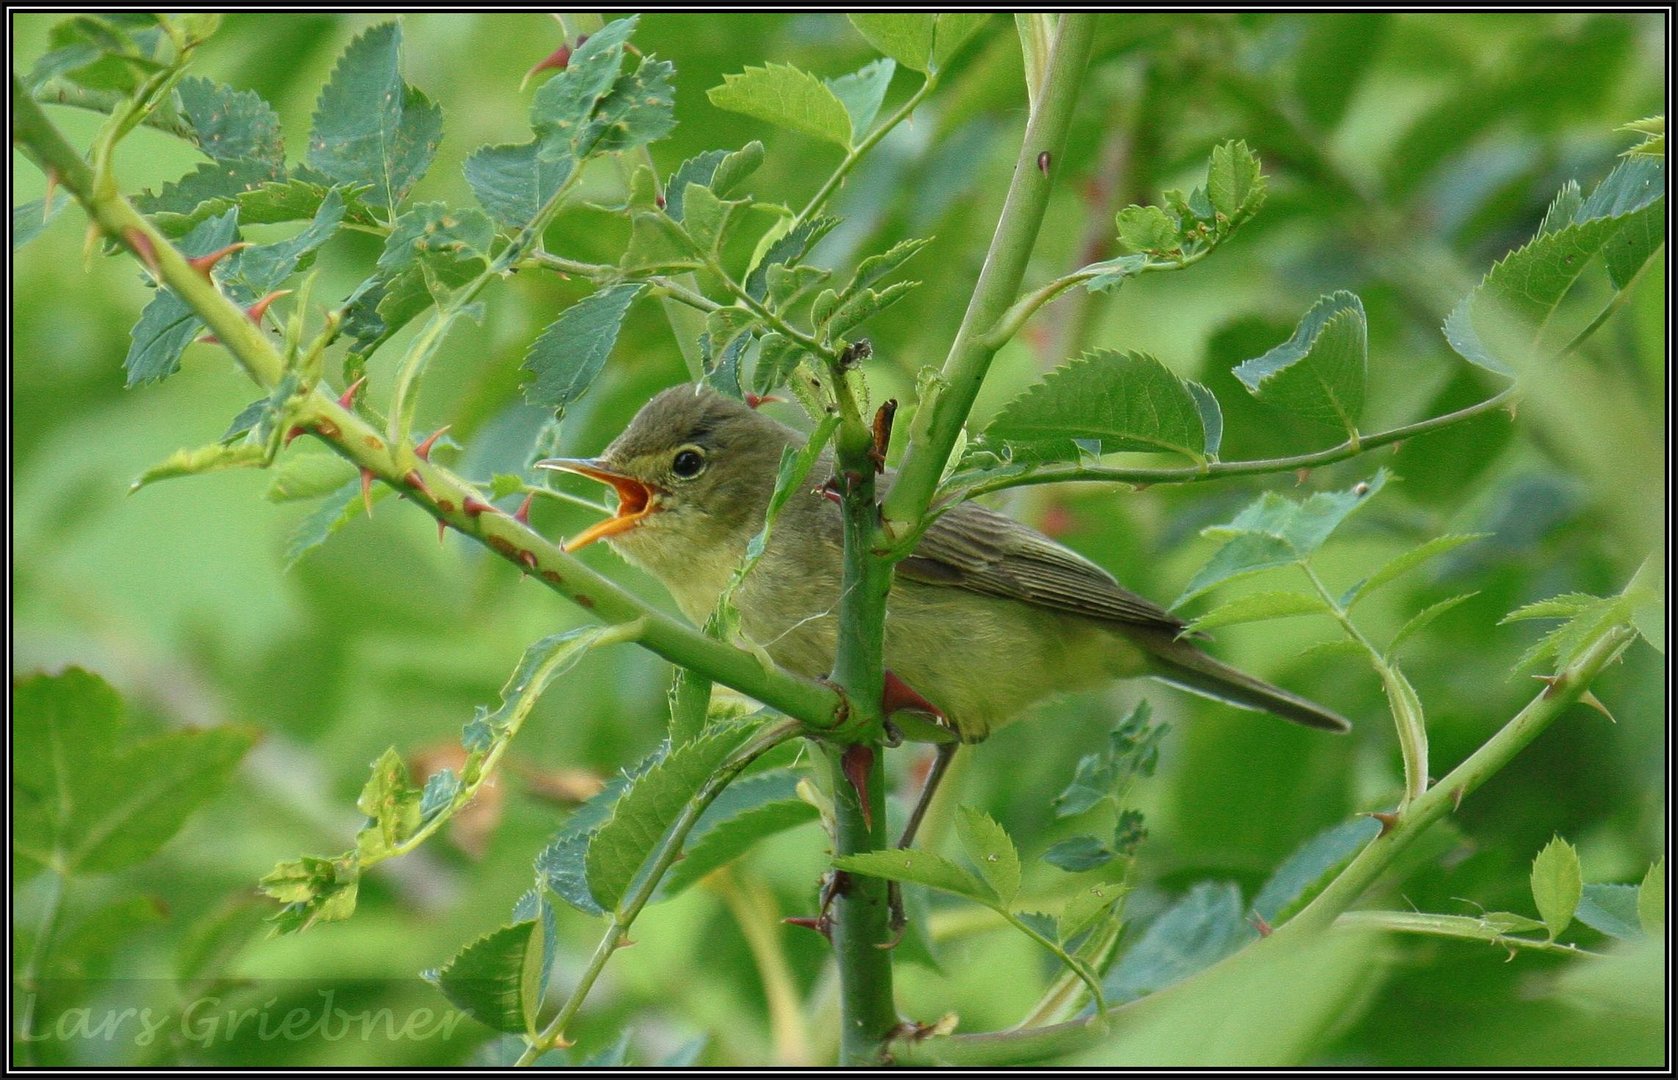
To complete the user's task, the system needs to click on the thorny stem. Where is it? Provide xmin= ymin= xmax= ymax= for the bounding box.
xmin=516 ymin=719 xmax=803 ymax=1065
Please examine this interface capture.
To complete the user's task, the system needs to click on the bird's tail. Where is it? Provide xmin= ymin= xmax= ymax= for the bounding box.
xmin=1149 ymin=641 xmax=1351 ymax=732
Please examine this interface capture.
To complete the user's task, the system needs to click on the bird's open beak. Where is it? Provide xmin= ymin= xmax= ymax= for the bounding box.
xmin=534 ymin=458 xmax=660 ymax=553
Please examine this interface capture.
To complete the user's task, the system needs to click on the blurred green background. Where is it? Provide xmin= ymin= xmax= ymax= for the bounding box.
xmin=12 ymin=12 xmax=1666 ymax=1066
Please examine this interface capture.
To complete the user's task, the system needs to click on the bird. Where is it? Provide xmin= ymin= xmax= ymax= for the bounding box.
xmin=539 ymin=384 xmax=1348 ymax=746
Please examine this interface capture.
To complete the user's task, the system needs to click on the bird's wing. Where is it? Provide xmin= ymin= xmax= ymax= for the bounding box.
xmin=900 ymin=499 xmax=1186 ymax=633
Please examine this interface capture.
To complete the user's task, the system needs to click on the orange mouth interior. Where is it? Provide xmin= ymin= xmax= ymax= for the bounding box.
xmin=540 ymin=460 xmax=658 ymax=553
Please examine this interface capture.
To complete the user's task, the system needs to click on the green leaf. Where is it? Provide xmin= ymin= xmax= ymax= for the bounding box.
xmin=13 ymin=191 xmax=71 ymax=250
xmin=579 ymin=55 xmax=676 ymax=158
xmin=1233 ymin=291 xmax=1366 ymax=437
xmin=1251 ymin=817 xmax=1381 ymax=925
xmin=354 ymin=748 xmax=424 ymax=861
xmin=1618 ymin=115 xmax=1664 ymax=159
xmin=224 ymin=186 xmax=346 ymax=294
xmin=707 ymin=63 xmax=854 ymax=150
xmin=826 ymin=279 xmax=918 ymax=339
xmin=1576 ymin=883 xmax=1644 ymax=940
xmin=986 ymin=350 xmax=1213 ymax=464
xmin=1444 ymin=156 xmax=1664 ymax=374
xmin=1115 ymin=205 xmax=1177 ymax=253
xmin=12 ymin=669 xmax=255 ymax=879
xmin=847 ymin=13 xmax=989 ymax=73
xmin=266 ymin=453 xmax=358 ymax=502
xmin=1638 ymin=858 xmax=1664 ymax=936
xmin=956 ymin=805 xmax=1021 ymax=904
xmin=522 ymin=283 xmax=646 ymax=411
xmin=1500 ymin=592 xmax=1602 ymax=623
xmin=260 ymin=855 xmax=359 ymax=934
xmin=826 ymin=58 xmax=896 ymax=140
xmin=1176 ymin=471 xmax=1388 ymax=605
xmin=1052 ymin=701 xmax=1164 ymax=818
xmin=1043 ymin=836 xmax=1116 ymax=872
xmin=1184 ymin=591 xmax=1327 ymax=634
xmin=1104 ymin=881 xmax=1259 ymax=1005
xmin=1386 ymin=591 xmax=1479 ymax=658
xmin=744 ymin=213 xmax=839 ymax=302
xmin=665 ymin=142 xmax=765 ymax=222
xmin=175 ymin=76 xmax=284 ymax=167
xmin=462 ymin=141 xmax=576 ymax=232
xmin=285 ymin=480 xmax=390 ymax=567
xmin=1059 ymin=881 xmax=1127 ymax=945
xmin=658 ymin=771 xmax=819 ymax=898
xmin=1342 ymin=533 xmax=1489 ymax=608
xmin=428 ymin=920 xmax=545 ymax=1035
xmin=129 ymin=440 xmax=268 ymax=493
xmin=750 ymin=333 xmax=811 ymax=396
xmin=123 ymin=209 xmax=239 ymax=386
xmin=1206 ymin=140 xmax=1266 ymax=223
xmin=1531 ymin=835 xmax=1583 ymax=940
xmin=1082 ymin=254 xmax=1147 ymax=293
xmin=149 ymin=178 xmax=377 ymax=237
xmin=307 ymin=22 xmax=442 ymax=212
xmin=832 ymin=849 xmax=992 ymax=903
xmin=585 ymin=725 xmax=751 ymax=912
xmin=1502 ymin=589 xmax=1640 ymax=673
xmin=341 ymin=202 xmax=493 ymax=359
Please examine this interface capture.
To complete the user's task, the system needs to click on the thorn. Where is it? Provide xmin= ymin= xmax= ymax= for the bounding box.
xmin=43 ymin=168 xmax=59 ymax=219
xmin=815 ymin=477 xmax=843 ymax=505
xmin=337 ymin=375 xmax=368 ymax=410
xmin=463 ymin=496 xmax=495 ymax=517
xmin=186 ymin=241 xmax=249 ymax=279
xmin=1294 ymin=468 xmax=1311 ymax=485
xmin=414 ymin=424 xmax=451 ymax=461
xmin=521 ymin=42 xmax=572 ymax=90
xmin=283 ymin=425 xmax=306 ymax=446
xmin=841 ymin=744 xmax=875 ymax=832
xmin=783 ymin=915 xmax=832 ymax=940
xmin=1577 ymin=689 xmax=1615 ymax=722
xmin=245 ymin=289 xmax=291 ymax=327
xmin=437 ymin=518 xmax=448 ymax=545
xmin=615 ymin=934 xmax=635 ymax=948
xmin=882 ymin=669 xmax=943 ymax=720
xmin=1451 ymin=786 xmax=1466 ymax=812
xmin=360 ymin=467 xmax=375 ymax=517
xmin=1532 ymin=673 xmax=1563 ymax=699
xmin=1250 ymin=913 xmax=1273 ymax=937
xmin=654 ymin=193 xmax=666 ymax=210
xmin=124 ymin=227 xmax=161 ymax=279
xmin=744 ymin=393 xmax=782 ymax=409
xmin=514 ymin=492 xmax=535 ymax=526
xmin=874 ymin=917 xmax=907 ymax=951
xmin=546 ymin=1033 xmax=576 ymax=1051
xmin=1366 ymin=811 xmax=1399 ymax=837
xmin=1504 ymin=399 xmax=1519 ymax=421
xmin=870 ymin=399 xmax=898 ymax=474
xmin=882 ymin=718 xmax=903 ymax=748
xmin=518 ymin=549 xmax=538 ymax=572
xmin=82 ymin=220 xmax=101 ymax=265
xmin=404 ymin=470 xmax=431 ymax=499
xmin=1037 ymin=149 xmax=1051 ymax=176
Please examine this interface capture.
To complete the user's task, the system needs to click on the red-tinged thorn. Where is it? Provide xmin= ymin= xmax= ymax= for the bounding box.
xmin=245 ymin=289 xmax=291 ymax=327
xmin=1451 ymin=786 xmax=1466 ymax=813
xmin=1532 ymin=674 xmax=1562 ymax=698
xmin=337 ymin=374 xmax=368 ymax=410
xmin=414 ymin=424 xmax=450 ymax=462
xmin=616 ymin=934 xmax=635 ymax=948
xmin=1037 ymin=150 xmax=1051 ymax=176
xmin=437 ymin=518 xmax=449 ymax=545
xmin=1367 ymin=811 xmax=1399 ymax=837
xmin=518 ymin=549 xmax=538 ymax=572
xmin=125 ymin=227 xmax=161 ymax=279
xmin=197 ymin=334 xmax=221 ymax=345
xmin=816 ymin=477 xmax=843 ymax=506
xmin=284 ymin=424 xmax=307 ymax=447
xmin=783 ymin=915 xmax=832 ymax=940
xmin=463 ymin=496 xmax=495 ymax=517
xmin=187 ymin=241 xmax=249 ymax=279
xmin=360 ymin=468 xmax=375 ymax=517
xmin=514 ymin=492 xmax=535 ymax=526
xmin=526 ymin=41 xmax=571 ymax=79
xmin=1295 ymin=468 xmax=1312 ymax=486
xmin=654 ymin=193 xmax=666 ymax=210
xmin=744 ymin=393 xmax=782 ymax=410
xmin=1251 ymin=913 xmax=1273 ymax=937
xmin=404 ymin=470 xmax=431 ymax=499
xmin=841 ymin=744 xmax=875 ymax=832
xmin=43 ymin=168 xmax=59 ymax=219
xmin=882 ymin=669 xmax=943 ymax=720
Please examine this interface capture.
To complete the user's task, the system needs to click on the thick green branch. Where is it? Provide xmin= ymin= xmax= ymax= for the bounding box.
xmin=12 ymin=74 xmax=844 ymax=732
xmin=881 ymin=14 xmax=1096 ymax=539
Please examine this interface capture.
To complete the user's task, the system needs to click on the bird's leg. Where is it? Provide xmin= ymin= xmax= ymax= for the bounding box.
xmin=882 ymin=740 xmax=959 ymax=946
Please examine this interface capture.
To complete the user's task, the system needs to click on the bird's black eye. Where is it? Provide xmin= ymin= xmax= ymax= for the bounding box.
xmin=671 ymin=446 xmax=706 ymax=479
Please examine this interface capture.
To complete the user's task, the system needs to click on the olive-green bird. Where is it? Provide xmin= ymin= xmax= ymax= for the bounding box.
xmin=538 ymin=385 xmax=1350 ymax=753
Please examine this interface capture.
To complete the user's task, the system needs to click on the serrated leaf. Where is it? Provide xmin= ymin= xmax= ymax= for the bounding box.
xmin=307 ymin=23 xmax=442 ymax=212
xmin=1234 ymin=291 xmax=1366 ymax=436
xmin=826 ymin=58 xmax=896 ymax=141
xmin=826 ymin=279 xmax=917 ymax=339
xmin=130 ymin=441 xmax=267 ymax=493
xmin=1444 ymin=156 xmax=1664 ymax=373
xmin=1115 ymin=204 xmax=1177 ymax=253
xmin=1618 ymin=115 xmax=1664 ymax=158
xmin=1500 ymin=592 xmax=1603 ymax=623
xmin=225 ymin=187 xmax=346 ymax=295
xmin=285 ymin=480 xmax=386 ymax=567
xmin=260 ymin=855 xmax=359 ymax=933
xmin=1176 ymin=471 xmax=1387 ymax=605
xmin=1293 ymin=638 xmax=1369 ymax=666
xmin=1043 ymin=835 xmax=1116 ymax=872
xmin=842 ymin=236 xmax=930 ymax=306
xmin=354 ymin=748 xmax=424 ymax=860
xmin=579 ymin=56 xmax=676 ymax=158
xmin=744 ymin=213 xmax=839 ymax=302
xmin=665 ymin=142 xmax=765 ymax=222
xmin=1638 ymin=858 xmax=1664 ymax=936
xmin=1207 ymin=140 xmax=1265 ymax=223
xmin=658 ymin=771 xmax=818 ymax=897
xmin=1103 ymin=881 xmax=1258 ymax=1005
xmin=832 ymin=848 xmax=992 ymax=903
xmin=1343 ymin=533 xmax=1489 ymax=608
xmin=986 ymin=350 xmax=1210 ymax=464
xmin=341 ymin=202 xmax=493 ymax=357
xmin=1505 ymin=590 xmax=1638 ymax=673
xmin=1184 ymin=380 xmax=1223 ymax=460
xmin=12 ymin=669 xmax=255 ymax=879
xmin=1531 ymin=835 xmax=1583 ymax=940
xmin=430 ymin=921 xmax=545 ymax=1035
xmin=585 ymin=726 xmax=751 ymax=912
xmin=536 ymin=830 xmax=601 ymax=916
xmin=1052 ymin=701 xmax=1163 ymax=818
xmin=1576 ymin=883 xmax=1644 ymax=940
xmin=522 ymin=283 xmax=645 ymax=411
xmin=462 ymin=141 xmax=577 ymax=231
xmin=707 ymin=63 xmax=854 ymax=150
xmin=848 ymin=13 xmax=988 ymax=73
xmin=1184 ymin=591 xmax=1326 ymax=634
xmin=1251 ymin=817 xmax=1381 ymax=925
xmin=956 ymin=806 xmax=1021 ymax=903
xmin=175 ymin=76 xmax=284 ymax=167
xmin=1082 ymin=254 xmax=1147 ymax=293
xmin=750 ymin=333 xmax=810 ymax=396
xmin=150 ymin=178 xmax=377 ymax=237
xmin=123 ymin=209 xmax=239 ymax=385
xmin=1059 ymin=882 xmax=1126 ymax=944
xmin=1386 ymin=591 xmax=1479 ymax=657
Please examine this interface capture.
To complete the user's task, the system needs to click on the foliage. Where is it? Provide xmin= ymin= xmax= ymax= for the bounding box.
xmin=11 ymin=11 xmax=1664 ymax=1069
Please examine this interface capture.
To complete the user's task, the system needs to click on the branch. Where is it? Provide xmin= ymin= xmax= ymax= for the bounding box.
xmin=880 ymin=14 xmax=1097 ymax=539
xmin=795 ymin=73 xmax=939 ymax=229
xmin=11 ymin=73 xmax=846 ymax=734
